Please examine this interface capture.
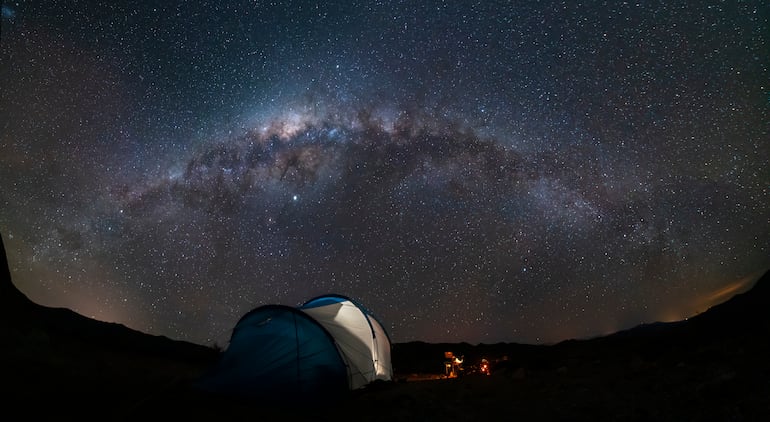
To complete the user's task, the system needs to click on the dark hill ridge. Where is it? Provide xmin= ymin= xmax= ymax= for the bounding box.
xmin=0 ymin=233 xmax=219 ymax=417
xmin=0 ymin=233 xmax=35 ymax=311
xmin=0 ymin=233 xmax=217 ymax=361
xmin=1 ymin=231 xmax=768 ymax=420
xmin=687 ymin=270 xmax=770 ymax=331
xmin=392 ymin=269 xmax=770 ymax=374
xmin=609 ymin=270 xmax=769 ymax=338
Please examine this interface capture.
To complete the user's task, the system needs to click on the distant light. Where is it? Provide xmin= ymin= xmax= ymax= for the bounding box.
xmin=292 ymin=194 xmax=299 ymax=201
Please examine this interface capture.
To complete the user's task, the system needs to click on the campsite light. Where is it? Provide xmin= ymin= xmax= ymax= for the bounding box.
xmin=479 ymin=358 xmax=490 ymax=375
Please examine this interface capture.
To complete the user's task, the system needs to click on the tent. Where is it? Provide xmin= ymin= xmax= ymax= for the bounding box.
xmin=197 ymin=295 xmax=392 ymax=401
xmin=300 ymin=294 xmax=393 ymax=389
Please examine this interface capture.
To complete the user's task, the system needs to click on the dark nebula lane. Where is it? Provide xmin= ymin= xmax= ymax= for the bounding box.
xmin=1 ymin=1 xmax=767 ymax=347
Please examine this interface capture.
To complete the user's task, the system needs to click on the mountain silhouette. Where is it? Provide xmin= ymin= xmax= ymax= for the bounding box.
xmin=0 ymin=232 xmax=217 ymax=359
xmin=0 ymin=233 xmax=35 ymax=312
xmin=0 ymin=232 xmax=218 ymax=418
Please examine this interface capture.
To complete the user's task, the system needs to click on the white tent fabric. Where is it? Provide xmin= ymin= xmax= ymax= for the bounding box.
xmin=300 ymin=295 xmax=393 ymax=389
xmin=369 ymin=316 xmax=393 ymax=381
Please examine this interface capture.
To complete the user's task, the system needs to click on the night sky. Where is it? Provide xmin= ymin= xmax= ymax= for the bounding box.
xmin=1 ymin=1 xmax=768 ymax=347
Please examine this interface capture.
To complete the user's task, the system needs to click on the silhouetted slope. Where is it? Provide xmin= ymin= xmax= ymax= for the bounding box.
xmin=0 ymin=232 xmax=217 ymax=359
xmin=0 ymin=232 xmax=219 ymax=418
xmin=393 ymin=269 xmax=770 ymax=376
xmin=688 ymin=270 xmax=770 ymax=331
xmin=600 ymin=269 xmax=770 ymax=343
xmin=0 ymin=232 xmax=35 ymax=313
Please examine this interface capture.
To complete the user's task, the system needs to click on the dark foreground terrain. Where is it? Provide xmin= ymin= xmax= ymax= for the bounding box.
xmin=1 ymin=233 xmax=768 ymax=421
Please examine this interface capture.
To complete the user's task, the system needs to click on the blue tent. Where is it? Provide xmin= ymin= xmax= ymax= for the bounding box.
xmin=196 ymin=304 xmax=348 ymax=401
xmin=196 ymin=296 xmax=392 ymax=401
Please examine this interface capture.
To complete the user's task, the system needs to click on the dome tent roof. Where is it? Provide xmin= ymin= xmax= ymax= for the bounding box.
xmin=197 ymin=295 xmax=392 ymax=401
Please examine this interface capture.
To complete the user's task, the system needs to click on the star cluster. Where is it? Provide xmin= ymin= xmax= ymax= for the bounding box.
xmin=1 ymin=1 xmax=767 ymax=346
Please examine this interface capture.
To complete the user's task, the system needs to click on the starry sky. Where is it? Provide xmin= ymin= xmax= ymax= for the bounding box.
xmin=1 ymin=1 xmax=768 ymax=347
